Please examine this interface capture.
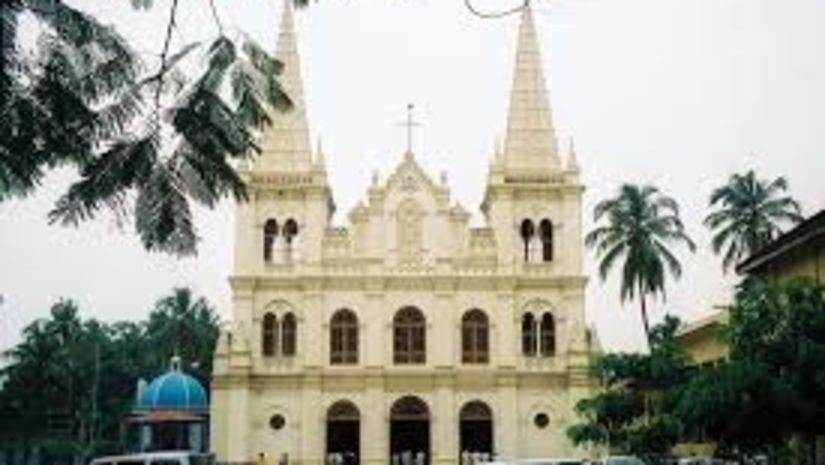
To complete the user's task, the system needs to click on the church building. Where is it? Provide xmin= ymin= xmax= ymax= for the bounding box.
xmin=210 ymin=2 xmax=595 ymax=465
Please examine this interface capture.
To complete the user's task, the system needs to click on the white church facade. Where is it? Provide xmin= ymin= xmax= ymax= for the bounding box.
xmin=210 ymin=3 xmax=597 ymax=465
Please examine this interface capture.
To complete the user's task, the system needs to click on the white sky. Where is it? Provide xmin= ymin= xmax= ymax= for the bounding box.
xmin=1 ymin=0 xmax=824 ymax=353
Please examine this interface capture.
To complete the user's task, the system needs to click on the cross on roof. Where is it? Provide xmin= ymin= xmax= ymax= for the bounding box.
xmin=398 ymin=103 xmax=420 ymax=154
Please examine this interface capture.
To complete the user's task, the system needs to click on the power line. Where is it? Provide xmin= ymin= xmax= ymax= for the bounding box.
xmin=464 ymin=0 xmax=530 ymax=19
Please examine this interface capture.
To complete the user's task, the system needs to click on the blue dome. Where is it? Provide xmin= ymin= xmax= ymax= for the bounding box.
xmin=137 ymin=358 xmax=208 ymax=411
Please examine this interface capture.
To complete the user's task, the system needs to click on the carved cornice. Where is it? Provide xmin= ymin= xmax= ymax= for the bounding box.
xmin=228 ymin=273 xmax=587 ymax=292
xmin=211 ymin=366 xmax=580 ymax=390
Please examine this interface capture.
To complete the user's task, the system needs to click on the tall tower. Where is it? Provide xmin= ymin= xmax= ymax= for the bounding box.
xmin=233 ymin=0 xmax=334 ymax=277
xmin=482 ymin=5 xmax=583 ymax=274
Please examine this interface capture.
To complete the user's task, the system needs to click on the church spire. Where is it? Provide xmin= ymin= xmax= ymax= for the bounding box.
xmin=502 ymin=5 xmax=560 ymax=171
xmin=256 ymin=0 xmax=312 ymax=171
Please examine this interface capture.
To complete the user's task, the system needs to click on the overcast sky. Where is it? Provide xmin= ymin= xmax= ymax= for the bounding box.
xmin=1 ymin=0 xmax=824 ymax=352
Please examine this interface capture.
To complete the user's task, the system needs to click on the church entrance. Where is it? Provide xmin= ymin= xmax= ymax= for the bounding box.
xmin=459 ymin=401 xmax=494 ymax=463
xmin=326 ymin=401 xmax=360 ymax=465
xmin=390 ymin=396 xmax=430 ymax=465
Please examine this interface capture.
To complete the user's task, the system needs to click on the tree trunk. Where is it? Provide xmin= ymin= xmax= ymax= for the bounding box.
xmin=640 ymin=292 xmax=652 ymax=349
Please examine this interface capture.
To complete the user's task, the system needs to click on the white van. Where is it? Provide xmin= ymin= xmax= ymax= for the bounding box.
xmin=90 ymin=451 xmax=215 ymax=465
xmin=479 ymin=459 xmax=585 ymax=465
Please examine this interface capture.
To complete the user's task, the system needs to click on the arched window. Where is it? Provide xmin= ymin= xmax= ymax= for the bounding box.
xmin=284 ymin=218 xmax=298 ymax=245
xmin=459 ymin=400 xmax=494 ymax=456
xmin=328 ymin=400 xmax=360 ymax=421
xmin=539 ymin=219 xmax=553 ymax=262
xmin=390 ymin=396 xmax=429 ymax=420
xmin=393 ymin=307 xmax=426 ymax=364
xmin=462 ymin=309 xmax=489 ymax=364
xmin=282 ymin=313 xmax=297 ymax=356
xmin=521 ymin=313 xmax=537 ymax=356
xmin=520 ymin=219 xmax=535 ymax=262
xmin=262 ymin=313 xmax=278 ymax=357
xmin=264 ymin=219 xmax=279 ymax=262
xmin=540 ymin=313 xmax=555 ymax=356
xmin=330 ymin=309 xmax=358 ymax=365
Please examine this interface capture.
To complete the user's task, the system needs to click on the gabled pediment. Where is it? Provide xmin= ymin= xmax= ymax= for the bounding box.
xmin=381 ymin=152 xmax=448 ymax=206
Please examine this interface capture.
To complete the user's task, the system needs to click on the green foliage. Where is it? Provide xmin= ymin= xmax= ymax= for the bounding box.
xmin=568 ymin=316 xmax=690 ymax=457
xmin=0 ymin=288 xmax=220 ymax=460
xmin=2 ymin=0 xmax=293 ymax=255
xmin=704 ymin=170 xmax=803 ymax=271
xmin=586 ymin=184 xmax=696 ymax=343
xmin=675 ymin=279 xmax=825 ymax=455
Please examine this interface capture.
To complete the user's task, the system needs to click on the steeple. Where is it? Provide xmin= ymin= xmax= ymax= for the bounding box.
xmin=256 ymin=0 xmax=312 ymax=171
xmin=502 ymin=5 xmax=560 ymax=171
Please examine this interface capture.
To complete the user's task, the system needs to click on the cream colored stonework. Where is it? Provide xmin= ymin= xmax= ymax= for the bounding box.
xmin=211 ymin=3 xmax=596 ymax=465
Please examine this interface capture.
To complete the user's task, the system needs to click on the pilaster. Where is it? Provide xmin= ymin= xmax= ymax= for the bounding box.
xmin=300 ymin=371 xmax=323 ymax=465
xmin=434 ymin=374 xmax=457 ymax=465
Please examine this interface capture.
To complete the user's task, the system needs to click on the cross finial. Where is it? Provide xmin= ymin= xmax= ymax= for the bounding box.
xmin=398 ymin=103 xmax=420 ymax=154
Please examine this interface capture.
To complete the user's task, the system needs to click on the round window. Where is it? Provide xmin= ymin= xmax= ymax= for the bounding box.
xmin=269 ymin=414 xmax=286 ymax=430
xmin=534 ymin=412 xmax=549 ymax=429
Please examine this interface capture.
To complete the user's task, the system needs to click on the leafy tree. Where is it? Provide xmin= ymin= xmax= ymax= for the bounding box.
xmin=568 ymin=317 xmax=690 ymax=459
xmin=674 ymin=279 xmax=825 ymax=459
xmin=145 ymin=287 xmax=220 ymax=384
xmin=704 ymin=170 xmax=803 ymax=271
xmin=0 ymin=287 xmax=221 ymax=461
xmin=586 ymin=184 xmax=696 ymax=345
xmin=2 ymin=0 xmax=294 ymax=255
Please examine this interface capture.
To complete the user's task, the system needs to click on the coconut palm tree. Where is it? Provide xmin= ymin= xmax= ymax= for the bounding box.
xmin=704 ymin=170 xmax=803 ymax=271
xmin=586 ymin=184 xmax=696 ymax=345
xmin=146 ymin=287 xmax=220 ymax=383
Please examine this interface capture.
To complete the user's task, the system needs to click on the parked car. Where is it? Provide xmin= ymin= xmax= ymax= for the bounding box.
xmin=90 ymin=451 xmax=215 ymax=465
xmin=589 ymin=456 xmax=647 ymax=465
xmin=478 ymin=458 xmax=585 ymax=465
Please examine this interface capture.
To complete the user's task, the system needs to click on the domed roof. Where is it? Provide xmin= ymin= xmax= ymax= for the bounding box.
xmin=136 ymin=357 xmax=208 ymax=411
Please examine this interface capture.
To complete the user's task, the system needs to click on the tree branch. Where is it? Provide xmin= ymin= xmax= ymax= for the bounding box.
xmin=154 ymin=0 xmax=180 ymax=124
xmin=208 ymin=0 xmax=224 ymax=36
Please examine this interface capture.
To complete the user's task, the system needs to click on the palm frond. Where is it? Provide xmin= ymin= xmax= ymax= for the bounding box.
xmin=706 ymin=169 xmax=804 ymax=268
xmin=598 ymin=243 xmax=627 ymax=281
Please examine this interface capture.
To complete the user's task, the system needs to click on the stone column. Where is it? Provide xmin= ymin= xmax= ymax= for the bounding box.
xmin=363 ymin=371 xmax=386 ymax=465
xmin=227 ymin=384 xmax=251 ymax=462
xmin=301 ymin=371 xmax=323 ymax=465
xmin=434 ymin=290 xmax=455 ymax=368
xmin=303 ymin=291 xmax=323 ymax=368
xmin=496 ymin=374 xmax=518 ymax=460
xmin=365 ymin=291 xmax=385 ymax=368
xmin=433 ymin=374 xmax=457 ymax=465
xmin=496 ymin=293 xmax=516 ymax=368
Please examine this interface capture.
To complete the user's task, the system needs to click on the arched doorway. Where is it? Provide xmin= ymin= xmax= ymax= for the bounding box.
xmin=327 ymin=401 xmax=360 ymax=465
xmin=459 ymin=401 xmax=494 ymax=460
xmin=390 ymin=396 xmax=430 ymax=465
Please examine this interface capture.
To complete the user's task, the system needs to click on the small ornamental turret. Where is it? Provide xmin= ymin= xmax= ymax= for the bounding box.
xmin=567 ymin=136 xmax=580 ymax=173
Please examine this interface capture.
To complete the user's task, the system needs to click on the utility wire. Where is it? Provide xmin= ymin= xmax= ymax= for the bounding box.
xmin=464 ymin=0 xmax=530 ymax=19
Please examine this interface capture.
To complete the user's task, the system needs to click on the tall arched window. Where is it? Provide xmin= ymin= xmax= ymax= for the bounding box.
xmin=540 ymin=313 xmax=556 ymax=356
xmin=330 ymin=309 xmax=358 ymax=365
xmin=520 ymin=219 xmax=535 ymax=262
xmin=394 ymin=307 xmax=426 ymax=364
xmin=283 ymin=218 xmax=298 ymax=245
xmin=264 ymin=219 xmax=279 ymax=262
xmin=521 ymin=313 xmax=537 ymax=356
xmin=462 ymin=309 xmax=489 ymax=364
xmin=262 ymin=313 xmax=278 ymax=357
xmin=282 ymin=313 xmax=297 ymax=356
xmin=539 ymin=219 xmax=553 ymax=262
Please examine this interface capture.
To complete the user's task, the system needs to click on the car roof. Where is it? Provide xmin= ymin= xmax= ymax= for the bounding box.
xmin=91 ymin=452 xmax=209 ymax=463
